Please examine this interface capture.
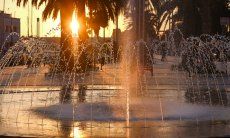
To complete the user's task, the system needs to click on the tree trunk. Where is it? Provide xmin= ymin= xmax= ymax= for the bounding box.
xmin=116 ymin=14 xmax=119 ymax=43
xmin=77 ymin=0 xmax=88 ymax=42
xmin=60 ymin=6 xmax=75 ymax=72
xmin=199 ymin=0 xmax=212 ymax=34
xmin=182 ymin=0 xmax=202 ymax=37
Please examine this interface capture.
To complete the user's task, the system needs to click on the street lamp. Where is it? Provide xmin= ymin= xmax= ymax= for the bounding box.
xmin=3 ymin=0 xmax=5 ymax=13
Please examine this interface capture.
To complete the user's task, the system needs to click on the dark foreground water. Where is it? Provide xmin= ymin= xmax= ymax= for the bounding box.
xmin=0 ymin=86 xmax=230 ymax=137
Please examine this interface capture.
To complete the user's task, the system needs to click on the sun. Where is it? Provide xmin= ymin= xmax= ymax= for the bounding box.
xmin=71 ymin=14 xmax=79 ymax=36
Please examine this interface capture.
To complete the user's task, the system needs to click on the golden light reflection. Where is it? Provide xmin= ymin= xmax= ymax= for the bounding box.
xmin=71 ymin=14 xmax=79 ymax=36
xmin=70 ymin=127 xmax=83 ymax=138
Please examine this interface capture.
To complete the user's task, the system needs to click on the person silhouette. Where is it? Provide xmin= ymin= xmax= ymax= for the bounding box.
xmin=100 ymin=56 xmax=105 ymax=70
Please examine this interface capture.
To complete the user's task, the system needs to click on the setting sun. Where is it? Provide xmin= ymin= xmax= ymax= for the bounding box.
xmin=71 ymin=14 xmax=79 ymax=36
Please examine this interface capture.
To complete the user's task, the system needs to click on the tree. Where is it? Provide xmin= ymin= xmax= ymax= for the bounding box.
xmin=75 ymin=0 xmax=88 ymax=42
xmin=78 ymin=0 xmax=127 ymax=39
xmin=126 ymin=0 xmax=177 ymax=39
xmin=16 ymin=0 xmax=75 ymax=71
xmin=185 ymin=0 xmax=201 ymax=36
xmin=176 ymin=0 xmax=230 ymax=37
xmin=16 ymin=0 xmax=127 ymax=71
xmin=201 ymin=0 xmax=230 ymax=34
xmin=88 ymin=10 xmax=109 ymax=38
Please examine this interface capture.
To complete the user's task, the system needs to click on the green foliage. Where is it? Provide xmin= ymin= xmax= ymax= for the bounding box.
xmin=144 ymin=0 xmax=178 ymax=38
xmin=16 ymin=0 xmax=127 ymax=39
xmin=144 ymin=0 xmax=230 ymax=38
xmin=176 ymin=0 xmax=230 ymax=37
xmin=15 ymin=0 xmax=127 ymax=71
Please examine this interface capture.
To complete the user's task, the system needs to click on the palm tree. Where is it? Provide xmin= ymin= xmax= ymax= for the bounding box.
xmin=199 ymin=0 xmax=230 ymax=34
xmin=180 ymin=0 xmax=202 ymax=37
xmin=176 ymin=0 xmax=230 ymax=37
xmin=16 ymin=0 xmax=75 ymax=71
xmin=128 ymin=0 xmax=177 ymax=38
xmin=76 ymin=0 xmax=127 ymax=71
xmin=16 ymin=0 xmax=127 ymax=40
xmin=76 ymin=0 xmax=127 ymax=40
xmin=16 ymin=0 xmax=127 ymax=71
xmin=75 ymin=0 xmax=88 ymax=42
xmin=88 ymin=10 xmax=109 ymax=38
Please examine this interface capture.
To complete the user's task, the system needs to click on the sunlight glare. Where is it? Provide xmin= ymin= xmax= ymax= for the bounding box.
xmin=70 ymin=127 xmax=83 ymax=138
xmin=71 ymin=14 xmax=79 ymax=36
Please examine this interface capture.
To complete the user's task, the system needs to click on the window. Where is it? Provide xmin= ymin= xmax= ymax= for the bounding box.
xmin=5 ymin=25 xmax=18 ymax=33
xmin=4 ymin=26 xmax=10 ymax=33
xmin=4 ymin=26 xmax=7 ymax=32
xmin=13 ymin=26 xmax=17 ymax=32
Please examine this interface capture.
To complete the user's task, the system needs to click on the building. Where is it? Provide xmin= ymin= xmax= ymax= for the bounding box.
xmin=0 ymin=11 xmax=20 ymax=54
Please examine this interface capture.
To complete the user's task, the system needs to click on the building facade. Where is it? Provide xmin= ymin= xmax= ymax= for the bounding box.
xmin=0 ymin=11 xmax=20 ymax=54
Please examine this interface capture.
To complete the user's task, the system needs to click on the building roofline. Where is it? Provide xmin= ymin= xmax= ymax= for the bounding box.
xmin=0 ymin=11 xmax=20 ymax=20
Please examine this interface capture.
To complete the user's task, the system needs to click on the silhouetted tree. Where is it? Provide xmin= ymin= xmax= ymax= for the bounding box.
xmin=16 ymin=0 xmax=127 ymax=71
xmin=176 ymin=0 xmax=230 ymax=37
xmin=174 ymin=0 xmax=201 ymax=37
xmin=85 ymin=0 xmax=127 ymax=39
xmin=16 ymin=0 xmax=75 ymax=71
xmin=145 ymin=0 xmax=178 ymax=38
xmin=196 ymin=0 xmax=226 ymax=34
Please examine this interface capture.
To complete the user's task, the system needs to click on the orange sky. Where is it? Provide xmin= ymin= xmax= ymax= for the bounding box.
xmin=0 ymin=0 xmax=126 ymax=37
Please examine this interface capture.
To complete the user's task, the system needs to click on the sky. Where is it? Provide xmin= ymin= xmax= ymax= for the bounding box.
xmin=0 ymin=0 xmax=126 ymax=37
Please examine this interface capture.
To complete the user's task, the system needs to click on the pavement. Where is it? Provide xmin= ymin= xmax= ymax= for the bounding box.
xmin=0 ymin=55 xmax=230 ymax=138
xmin=0 ymin=55 xmax=229 ymax=91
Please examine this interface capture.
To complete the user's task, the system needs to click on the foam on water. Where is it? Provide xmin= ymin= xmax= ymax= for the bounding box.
xmin=33 ymin=97 xmax=230 ymax=121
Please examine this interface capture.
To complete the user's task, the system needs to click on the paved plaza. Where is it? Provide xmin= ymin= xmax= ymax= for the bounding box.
xmin=0 ymin=55 xmax=230 ymax=137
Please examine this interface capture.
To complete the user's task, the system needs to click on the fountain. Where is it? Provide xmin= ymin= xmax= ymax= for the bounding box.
xmin=0 ymin=7 xmax=230 ymax=138
xmin=0 ymin=26 xmax=230 ymax=137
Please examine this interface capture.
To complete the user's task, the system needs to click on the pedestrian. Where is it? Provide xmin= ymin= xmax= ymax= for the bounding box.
xmin=161 ymin=42 xmax=167 ymax=62
xmin=100 ymin=56 xmax=105 ymax=70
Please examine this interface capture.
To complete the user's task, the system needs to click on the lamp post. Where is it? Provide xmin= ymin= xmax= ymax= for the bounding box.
xmin=135 ymin=0 xmax=145 ymax=40
xmin=27 ymin=2 xmax=30 ymax=37
xmin=37 ymin=18 xmax=40 ymax=37
xmin=31 ymin=4 xmax=33 ymax=36
xmin=115 ymin=13 xmax=119 ymax=45
xmin=3 ymin=0 xmax=5 ymax=13
xmin=10 ymin=12 xmax=13 ymax=45
xmin=103 ymin=27 xmax=105 ymax=42
xmin=134 ymin=0 xmax=145 ymax=67
xmin=1 ymin=0 xmax=6 ymax=54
